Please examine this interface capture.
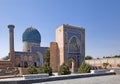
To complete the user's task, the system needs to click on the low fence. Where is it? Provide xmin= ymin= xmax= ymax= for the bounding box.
xmin=0 ymin=72 xmax=115 ymax=84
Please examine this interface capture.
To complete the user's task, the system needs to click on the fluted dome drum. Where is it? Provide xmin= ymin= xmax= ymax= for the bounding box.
xmin=22 ymin=27 xmax=41 ymax=44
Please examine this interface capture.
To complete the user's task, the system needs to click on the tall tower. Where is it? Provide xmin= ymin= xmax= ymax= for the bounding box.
xmin=8 ymin=24 xmax=15 ymax=52
xmin=8 ymin=24 xmax=15 ymax=66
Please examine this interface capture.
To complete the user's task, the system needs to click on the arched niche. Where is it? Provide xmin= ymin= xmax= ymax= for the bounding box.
xmin=68 ymin=35 xmax=80 ymax=53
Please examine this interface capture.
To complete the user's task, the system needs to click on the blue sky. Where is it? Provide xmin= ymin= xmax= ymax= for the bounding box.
xmin=0 ymin=0 xmax=120 ymax=58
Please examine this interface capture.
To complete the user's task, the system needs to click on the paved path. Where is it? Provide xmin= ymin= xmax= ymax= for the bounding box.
xmin=33 ymin=75 xmax=120 ymax=84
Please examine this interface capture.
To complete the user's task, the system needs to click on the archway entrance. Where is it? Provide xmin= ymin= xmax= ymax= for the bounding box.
xmin=68 ymin=59 xmax=75 ymax=73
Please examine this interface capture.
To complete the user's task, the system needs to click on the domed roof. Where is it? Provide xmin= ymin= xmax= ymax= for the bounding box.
xmin=22 ymin=27 xmax=41 ymax=44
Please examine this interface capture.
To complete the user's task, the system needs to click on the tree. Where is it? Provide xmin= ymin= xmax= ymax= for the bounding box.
xmin=38 ymin=64 xmax=52 ymax=76
xmin=27 ymin=66 xmax=38 ymax=74
xmin=38 ymin=49 xmax=52 ymax=76
xmin=58 ymin=63 xmax=71 ymax=75
xmin=117 ymin=64 xmax=120 ymax=67
xmin=44 ymin=49 xmax=50 ymax=66
xmin=78 ymin=61 xmax=91 ymax=73
xmin=2 ymin=56 xmax=9 ymax=60
xmin=114 ymin=55 xmax=120 ymax=58
xmin=103 ymin=62 xmax=109 ymax=69
xmin=85 ymin=56 xmax=93 ymax=60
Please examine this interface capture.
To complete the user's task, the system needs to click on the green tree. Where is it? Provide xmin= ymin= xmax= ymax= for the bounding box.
xmin=114 ymin=55 xmax=120 ymax=58
xmin=44 ymin=49 xmax=50 ymax=66
xmin=78 ymin=61 xmax=91 ymax=73
xmin=38 ymin=49 xmax=52 ymax=76
xmin=58 ymin=63 xmax=71 ymax=75
xmin=27 ymin=66 xmax=38 ymax=74
xmin=103 ymin=62 xmax=109 ymax=69
xmin=117 ymin=64 xmax=120 ymax=67
xmin=85 ymin=56 xmax=93 ymax=60
xmin=2 ymin=56 xmax=9 ymax=60
xmin=38 ymin=64 xmax=52 ymax=76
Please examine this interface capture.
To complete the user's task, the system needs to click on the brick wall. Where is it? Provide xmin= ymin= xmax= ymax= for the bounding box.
xmin=50 ymin=42 xmax=59 ymax=72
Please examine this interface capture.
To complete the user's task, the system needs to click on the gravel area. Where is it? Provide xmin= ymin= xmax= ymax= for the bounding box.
xmin=33 ymin=75 xmax=120 ymax=84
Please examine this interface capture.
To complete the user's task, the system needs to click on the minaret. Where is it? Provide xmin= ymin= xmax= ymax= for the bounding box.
xmin=8 ymin=24 xmax=15 ymax=66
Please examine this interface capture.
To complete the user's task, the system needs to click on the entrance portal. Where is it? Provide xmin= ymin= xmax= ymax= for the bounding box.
xmin=68 ymin=59 xmax=75 ymax=73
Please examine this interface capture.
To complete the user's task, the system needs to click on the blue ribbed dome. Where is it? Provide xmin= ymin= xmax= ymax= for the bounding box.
xmin=22 ymin=27 xmax=41 ymax=44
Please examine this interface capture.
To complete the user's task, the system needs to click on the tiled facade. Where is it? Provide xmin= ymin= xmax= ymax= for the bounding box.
xmin=51 ymin=24 xmax=85 ymax=72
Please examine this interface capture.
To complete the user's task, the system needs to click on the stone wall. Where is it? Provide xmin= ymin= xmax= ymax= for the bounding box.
xmin=85 ymin=58 xmax=120 ymax=68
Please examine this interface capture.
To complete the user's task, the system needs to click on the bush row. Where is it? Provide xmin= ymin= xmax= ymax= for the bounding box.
xmin=27 ymin=61 xmax=91 ymax=75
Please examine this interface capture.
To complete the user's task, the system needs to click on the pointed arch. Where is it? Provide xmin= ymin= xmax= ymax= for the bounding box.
xmin=68 ymin=58 xmax=75 ymax=73
xmin=68 ymin=35 xmax=80 ymax=53
xmin=35 ymin=52 xmax=43 ymax=67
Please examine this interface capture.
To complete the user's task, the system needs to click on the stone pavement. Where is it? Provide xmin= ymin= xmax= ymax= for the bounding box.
xmin=33 ymin=75 xmax=120 ymax=84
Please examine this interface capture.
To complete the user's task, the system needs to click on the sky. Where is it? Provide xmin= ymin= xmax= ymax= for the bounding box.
xmin=0 ymin=0 xmax=120 ymax=58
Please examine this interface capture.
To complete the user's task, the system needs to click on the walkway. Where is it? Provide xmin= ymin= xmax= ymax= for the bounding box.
xmin=33 ymin=75 xmax=120 ymax=84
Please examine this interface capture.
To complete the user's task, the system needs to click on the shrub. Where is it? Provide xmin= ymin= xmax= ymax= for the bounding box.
xmin=117 ymin=64 xmax=120 ymax=67
xmin=38 ymin=64 xmax=52 ymax=76
xmin=78 ymin=61 xmax=91 ymax=73
xmin=27 ymin=66 xmax=38 ymax=74
xmin=2 ymin=56 xmax=9 ymax=60
xmin=58 ymin=63 xmax=71 ymax=75
xmin=103 ymin=62 xmax=109 ymax=69
xmin=85 ymin=56 xmax=93 ymax=60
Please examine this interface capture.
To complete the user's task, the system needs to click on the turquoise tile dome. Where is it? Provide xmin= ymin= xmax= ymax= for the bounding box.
xmin=22 ymin=27 xmax=41 ymax=44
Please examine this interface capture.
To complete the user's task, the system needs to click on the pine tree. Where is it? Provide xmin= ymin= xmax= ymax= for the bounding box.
xmin=38 ymin=49 xmax=52 ymax=76
xmin=58 ymin=63 xmax=71 ymax=75
xmin=27 ymin=66 xmax=38 ymax=74
xmin=78 ymin=61 xmax=91 ymax=73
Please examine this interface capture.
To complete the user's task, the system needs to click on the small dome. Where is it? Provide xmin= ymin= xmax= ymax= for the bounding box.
xmin=22 ymin=27 xmax=41 ymax=44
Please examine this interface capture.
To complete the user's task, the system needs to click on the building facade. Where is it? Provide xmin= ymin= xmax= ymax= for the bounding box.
xmin=15 ymin=27 xmax=48 ymax=68
xmin=1 ymin=25 xmax=48 ymax=69
xmin=50 ymin=24 xmax=85 ymax=72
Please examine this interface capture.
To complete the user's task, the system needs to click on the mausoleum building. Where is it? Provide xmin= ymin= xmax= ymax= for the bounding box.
xmin=0 ymin=24 xmax=85 ymax=75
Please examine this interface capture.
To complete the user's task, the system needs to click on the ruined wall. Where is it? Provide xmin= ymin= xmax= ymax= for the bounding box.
xmin=50 ymin=42 xmax=59 ymax=72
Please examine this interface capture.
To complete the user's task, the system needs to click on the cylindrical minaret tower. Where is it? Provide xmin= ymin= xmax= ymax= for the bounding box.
xmin=8 ymin=24 xmax=15 ymax=52
xmin=8 ymin=24 xmax=15 ymax=66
